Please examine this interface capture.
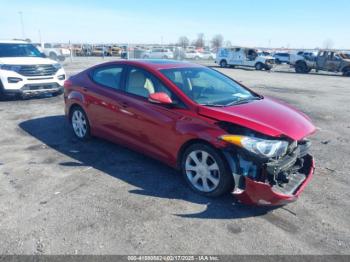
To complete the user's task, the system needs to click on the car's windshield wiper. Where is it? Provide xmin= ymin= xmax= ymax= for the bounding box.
xmin=225 ymin=96 xmax=262 ymax=106
xmin=200 ymin=103 xmax=225 ymax=107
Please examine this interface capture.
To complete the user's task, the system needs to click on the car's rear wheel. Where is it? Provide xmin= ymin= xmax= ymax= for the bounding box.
xmin=220 ymin=60 xmax=228 ymax=68
xmin=255 ymin=62 xmax=263 ymax=70
xmin=70 ymin=106 xmax=91 ymax=140
xmin=343 ymin=67 xmax=350 ymax=77
xmin=181 ymin=143 xmax=234 ymax=197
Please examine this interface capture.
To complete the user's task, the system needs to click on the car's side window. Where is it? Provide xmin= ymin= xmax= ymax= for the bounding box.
xmin=125 ymin=67 xmax=186 ymax=108
xmin=92 ymin=66 xmax=123 ymax=90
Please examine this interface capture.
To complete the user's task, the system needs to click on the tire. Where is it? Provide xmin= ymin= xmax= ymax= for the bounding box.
xmin=0 ymin=81 xmax=5 ymax=101
xmin=143 ymin=55 xmax=150 ymax=59
xmin=255 ymin=62 xmax=263 ymax=70
xmin=181 ymin=143 xmax=234 ymax=197
xmin=53 ymin=89 xmax=64 ymax=96
xmin=70 ymin=106 xmax=91 ymax=140
xmin=220 ymin=60 xmax=228 ymax=68
xmin=343 ymin=68 xmax=350 ymax=77
xmin=295 ymin=61 xmax=310 ymax=74
xmin=49 ymin=52 xmax=58 ymax=61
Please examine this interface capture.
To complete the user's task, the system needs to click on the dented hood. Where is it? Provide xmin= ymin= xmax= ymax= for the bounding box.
xmin=198 ymin=96 xmax=316 ymax=141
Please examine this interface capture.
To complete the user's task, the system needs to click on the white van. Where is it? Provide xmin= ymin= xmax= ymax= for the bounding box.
xmin=215 ymin=47 xmax=275 ymax=70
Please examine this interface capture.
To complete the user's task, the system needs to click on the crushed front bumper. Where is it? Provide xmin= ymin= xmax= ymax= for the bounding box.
xmin=234 ymin=155 xmax=314 ymax=206
xmin=223 ymin=141 xmax=315 ymax=206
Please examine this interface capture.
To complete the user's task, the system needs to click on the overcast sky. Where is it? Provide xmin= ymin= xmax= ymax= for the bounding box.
xmin=1 ymin=0 xmax=349 ymax=49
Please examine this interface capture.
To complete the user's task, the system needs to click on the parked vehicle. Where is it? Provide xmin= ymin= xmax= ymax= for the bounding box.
xmin=91 ymin=46 xmax=108 ymax=56
xmin=200 ymin=51 xmax=216 ymax=60
xmin=0 ymin=40 xmax=66 ymax=99
xmin=106 ymin=45 xmax=122 ymax=56
xmin=142 ymin=48 xmax=174 ymax=59
xmin=183 ymin=50 xmax=203 ymax=60
xmin=73 ymin=44 xmax=93 ymax=57
xmin=216 ymin=47 xmax=275 ymax=70
xmin=64 ymin=60 xmax=315 ymax=206
xmin=273 ymin=52 xmax=290 ymax=64
xmin=290 ymin=50 xmax=350 ymax=76
xmin=35 ymin=43 xmax=70 ymax=61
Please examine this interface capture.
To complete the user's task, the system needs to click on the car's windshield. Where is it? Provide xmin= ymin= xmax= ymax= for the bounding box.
xmin=0 ymin=43 xmax=43 ymax=58
xmin=160 ymin=67 xmax=260 ymax=106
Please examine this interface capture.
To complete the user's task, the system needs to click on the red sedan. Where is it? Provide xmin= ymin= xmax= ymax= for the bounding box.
xmin=64 ymin=60 xmax=316 ymax=206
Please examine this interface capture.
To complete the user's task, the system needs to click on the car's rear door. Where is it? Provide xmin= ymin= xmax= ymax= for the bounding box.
xmin=85 ymin=65 xmax=130 ymax=140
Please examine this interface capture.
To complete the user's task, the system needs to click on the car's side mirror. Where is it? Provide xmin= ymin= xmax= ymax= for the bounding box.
xmin=148 ymin=92 xmax=173 ymax=105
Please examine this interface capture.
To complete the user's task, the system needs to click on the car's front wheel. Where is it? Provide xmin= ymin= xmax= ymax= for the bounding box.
xmin=70 ymin=106 xmax=91 ymax=140
xmin=181 ymin=143 xmax=234 ymax=197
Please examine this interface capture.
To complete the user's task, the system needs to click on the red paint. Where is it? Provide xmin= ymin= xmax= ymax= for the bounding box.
xmin=149 ymin=92 xmax=173 ymax=104
xmin=65 ymin=60 xmax=316 ymax=205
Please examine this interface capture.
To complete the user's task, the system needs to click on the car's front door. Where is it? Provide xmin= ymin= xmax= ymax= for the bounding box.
xmin=115 ymin=66 xmax=187 ymax=162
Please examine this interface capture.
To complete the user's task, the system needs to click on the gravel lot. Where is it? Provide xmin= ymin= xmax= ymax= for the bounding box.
xmin=0 ymin=57 xmax=349 ymax=255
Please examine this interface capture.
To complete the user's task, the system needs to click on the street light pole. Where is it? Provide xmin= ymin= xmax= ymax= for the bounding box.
xmin=18 ymin=11 xmax=25 ymax=39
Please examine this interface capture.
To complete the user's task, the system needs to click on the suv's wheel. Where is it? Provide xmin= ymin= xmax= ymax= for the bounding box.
xmin=70 ymin=106 xmax=91 ymax=140
xmin=295 ymin=61 xmax=310 ymax=73
xmin=49 ymin=52 xmax=58 ymax=61
xmin=343 ymin=67 xmax=350 ymax=77
xmin=53 ymin=89 xmax=64 ymax=96
xmin=220 ymin=60 xmax=228 ymax=68
xmin=255 ymin=62 xmax=263 ymax=70
xmin=181 ymin=143 xmax=234 ymax=197
xmin=0 ymin=81 xmax=5 ymax=101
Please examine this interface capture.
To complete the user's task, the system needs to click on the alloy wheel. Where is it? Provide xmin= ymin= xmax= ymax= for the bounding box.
xmin=72 ymin=110 xmax=87 ymax=138
xmin=185 ymin=150 xmax=221 ymax=193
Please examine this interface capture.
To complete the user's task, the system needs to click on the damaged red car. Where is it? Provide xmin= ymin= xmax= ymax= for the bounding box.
xmin=64 ymin=60 xmax=316 ymax=206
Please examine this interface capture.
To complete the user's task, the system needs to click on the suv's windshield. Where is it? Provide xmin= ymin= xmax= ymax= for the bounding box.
xmin=160 ymin=67 xmax=260 ymax=106
xmin=0 ymin=43 xmax=43 ymax=58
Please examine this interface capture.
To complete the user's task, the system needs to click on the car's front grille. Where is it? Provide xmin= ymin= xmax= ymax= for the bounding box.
xmin=18 ymin=65 xmax=58 ymax=76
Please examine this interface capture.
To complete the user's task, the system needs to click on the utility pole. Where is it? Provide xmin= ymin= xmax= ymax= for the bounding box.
xmin=18 ymin=11 xmax=25 ymax=39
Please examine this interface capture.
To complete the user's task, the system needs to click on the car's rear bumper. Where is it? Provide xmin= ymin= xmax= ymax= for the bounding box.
xmin=234 ymin=155 xmax=315 ymax=206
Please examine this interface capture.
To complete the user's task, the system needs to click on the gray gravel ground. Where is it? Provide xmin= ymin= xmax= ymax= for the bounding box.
xmin=0 ymin=57 xmax=349 ymax=255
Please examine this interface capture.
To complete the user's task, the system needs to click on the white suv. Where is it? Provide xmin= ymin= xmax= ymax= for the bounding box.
xmin=0 ymin=40 xmax=66 ymax=99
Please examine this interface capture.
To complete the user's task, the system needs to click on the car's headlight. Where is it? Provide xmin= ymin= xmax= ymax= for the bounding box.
xmin=53 ymin=63 xmax=62 ymax=70
xmin=0 ymin=64 xmax=21 ymax=72
xmin=219 ymin=135 xmax=289 ymax=159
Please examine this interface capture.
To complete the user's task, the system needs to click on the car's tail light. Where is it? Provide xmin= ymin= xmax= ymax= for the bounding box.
xmin=64 ymin=80 xmax=73 ymax=88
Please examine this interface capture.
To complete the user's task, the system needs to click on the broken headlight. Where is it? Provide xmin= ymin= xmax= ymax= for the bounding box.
xmin=220 ymin=135 xmax=289 ymax=159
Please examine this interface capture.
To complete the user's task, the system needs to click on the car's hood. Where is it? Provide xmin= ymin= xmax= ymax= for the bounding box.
xmin=198 ymin=96 xmax=316 ymax=141
xmin=0 ymin=57 xmax=56 ymax=65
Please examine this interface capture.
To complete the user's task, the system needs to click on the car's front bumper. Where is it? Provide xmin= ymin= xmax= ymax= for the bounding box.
xmin=234 ymin=155 xmax=314 ymax=206
xmin=3 ymin=83 xmax=63 ymax=97
xmin=223 ymin=140 xmax=314 ymax=206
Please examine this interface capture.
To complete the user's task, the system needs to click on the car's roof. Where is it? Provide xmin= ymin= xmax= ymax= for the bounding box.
xmin=0 ymin=40 xmax=29 ymax=44
xmin=116 ymin=59 xmax=204 ymax=70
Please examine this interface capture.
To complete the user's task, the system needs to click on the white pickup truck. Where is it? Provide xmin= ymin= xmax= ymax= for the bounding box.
xmin=0 ymin=40 xmax=66 ymax=99
xmin=34 ymin=42 xmax=71 ymax=61
xmin=216 ymin=47 xmax=275 ymax=70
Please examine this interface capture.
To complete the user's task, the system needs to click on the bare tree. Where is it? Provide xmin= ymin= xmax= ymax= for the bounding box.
xmin=323 ymin=38 xmax=334 ymax=49
xmin=178 ymin=36 xmax=190 ymax=48
xmin=194 ymin=33 xmax=205 ymax=49
xmin=211 ymin=34 xmax=224 ymax=50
